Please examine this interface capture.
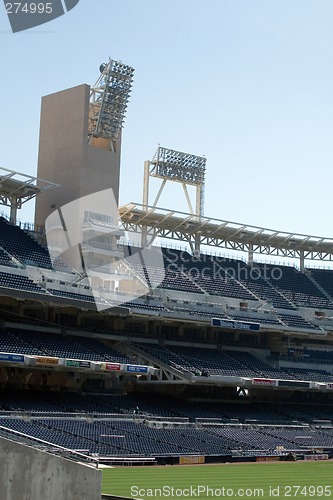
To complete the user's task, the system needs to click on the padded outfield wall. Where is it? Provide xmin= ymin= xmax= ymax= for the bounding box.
xmin=0 ymin=436 xmax=102 ymax=500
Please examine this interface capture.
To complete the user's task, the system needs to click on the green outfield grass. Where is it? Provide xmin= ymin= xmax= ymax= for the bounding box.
xmin=102 ymin=461 xmax=333 ymax=499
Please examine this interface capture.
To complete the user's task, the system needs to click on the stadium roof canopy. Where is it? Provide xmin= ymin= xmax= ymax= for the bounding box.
xmin=119 ymin=203 xmax=333 ymax=268
xmin=0 ymin=167 xmax=58 ymax=225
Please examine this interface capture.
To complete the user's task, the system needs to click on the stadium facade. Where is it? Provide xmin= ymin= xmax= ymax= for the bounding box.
xmin=1 ymin=57 xmax=333 ymax=498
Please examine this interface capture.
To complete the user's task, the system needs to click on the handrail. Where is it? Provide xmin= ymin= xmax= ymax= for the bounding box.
xmin=0 ymin=412 xmax=190 ymax=422
xmin=0 ymin=424 xmax=99 ymax=467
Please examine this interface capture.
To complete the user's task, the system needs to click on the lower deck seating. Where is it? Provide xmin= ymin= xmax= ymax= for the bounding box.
xmin=1 ymin=391 xmax=333 ymax=424
xmin=0 ymin=391 xmax=333 ymax=458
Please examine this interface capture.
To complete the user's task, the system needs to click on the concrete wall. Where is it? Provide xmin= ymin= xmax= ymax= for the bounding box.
xmin=35 ymin=84 xmax=121 ymax=228
xmin=0 ymin=436 xmax=102 ymax=500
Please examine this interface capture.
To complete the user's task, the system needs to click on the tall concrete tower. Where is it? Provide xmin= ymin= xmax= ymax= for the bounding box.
xmin=35 ymin=58 xmax=134 ymax=229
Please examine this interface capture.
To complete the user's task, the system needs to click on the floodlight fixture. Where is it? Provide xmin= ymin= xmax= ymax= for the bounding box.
xmin=88 ymin=58 xmax=134 ymax=143
xmin=151 ymin=146 xmax=206 ymax=185
xmin=142 ymin=146 xmax=207 ymax=251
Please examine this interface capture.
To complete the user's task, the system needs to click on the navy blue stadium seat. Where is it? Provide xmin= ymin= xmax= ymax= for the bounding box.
xmin=0 ymin=217 xmax=52 ymax=269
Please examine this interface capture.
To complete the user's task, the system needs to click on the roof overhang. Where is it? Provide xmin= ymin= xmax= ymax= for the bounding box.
xmin=0 ymin=166 xmax=58 ymax=207
xmin=119 ymin=203 xmax=333 ymax=262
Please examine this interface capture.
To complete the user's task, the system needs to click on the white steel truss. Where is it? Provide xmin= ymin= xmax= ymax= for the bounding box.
xmin=120 ymin=203 xmax=333 ymax=267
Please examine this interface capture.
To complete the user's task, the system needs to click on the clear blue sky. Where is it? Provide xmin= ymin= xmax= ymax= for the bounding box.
xmin=1 ymin=0 xmax=333 ymax=239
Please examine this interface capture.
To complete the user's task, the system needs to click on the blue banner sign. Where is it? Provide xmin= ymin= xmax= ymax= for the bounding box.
xmin=211 ymin=318 xmax=260 ymax=331
xmin=0 ymin=353 xmax=24 ymax=363
xmin=126 ymin=365 xmax=148 ymax=374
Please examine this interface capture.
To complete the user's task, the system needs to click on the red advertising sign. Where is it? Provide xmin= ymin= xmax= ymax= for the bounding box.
xmin=105 ymin=363 xmax=121 ymax=371
xmin=252 ymin=378 xmax=276 ymax=386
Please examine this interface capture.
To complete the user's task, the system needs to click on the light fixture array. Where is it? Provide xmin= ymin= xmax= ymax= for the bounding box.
xmin=89 ymin=58 xmax=135 ymax=142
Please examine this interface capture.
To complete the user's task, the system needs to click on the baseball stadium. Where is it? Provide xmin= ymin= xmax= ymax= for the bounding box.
xmin=0 ymin=57 xmax=333 ymax=500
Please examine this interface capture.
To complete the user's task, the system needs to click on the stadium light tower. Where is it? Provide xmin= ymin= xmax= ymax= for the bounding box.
xmin=142 ymin=146 xmax=206 ymax=251
xmin=35 ymin=56 xmax=134 ymax=228
xmin=143 ymin=146 xmax=206 ymax=217
xmin=88 ymin=58 xmax=134 ymax=151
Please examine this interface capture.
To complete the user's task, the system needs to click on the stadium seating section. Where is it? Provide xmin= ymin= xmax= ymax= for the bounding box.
xmin=0 ymin=390 xmax=333 ymax=458
xmin=0 ymin=328 xmax=133 ymax=363
xmin=0 ymin=217 xmax=52 ymax=269
xmin=132 ymin=343 xmax=333 ymax=381
xmin=3 ymin=326 xmax=331 ymax=384
xmin=1 ymin=221 xmax=333 ymax=461
xmin=0 ymin=270 xmax=47 ymax=294
xmin=1 ymin=221 xmax=333 ymax=324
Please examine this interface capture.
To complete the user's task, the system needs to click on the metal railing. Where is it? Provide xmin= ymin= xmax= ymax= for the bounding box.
xmin=0 ymin=424 xmax=100 ymax=467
